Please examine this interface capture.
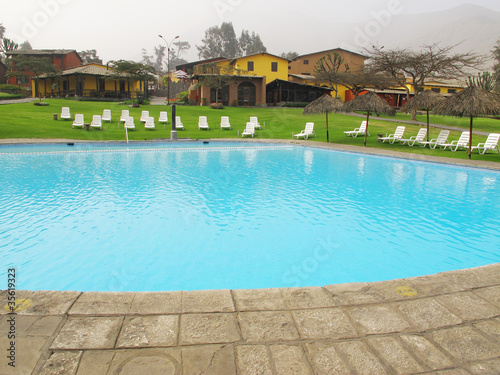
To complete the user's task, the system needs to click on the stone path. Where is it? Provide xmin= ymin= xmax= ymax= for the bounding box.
xmin=1 ymin=264 xmax=499 ymax=374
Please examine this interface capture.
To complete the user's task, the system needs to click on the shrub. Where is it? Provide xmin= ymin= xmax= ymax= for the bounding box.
xmin=176 ymin=90 xmax=189 ymax=104
xmin=279 ymin=102 xmax=309 ymax=108
xmin=209 ymin=102 xmax=224 ymax=109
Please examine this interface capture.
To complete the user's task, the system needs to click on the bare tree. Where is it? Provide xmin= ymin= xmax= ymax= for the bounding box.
xmin=368 ymin=44 xmax=486 ymax=119
xmin=493 ymin=39 xmax=500 ymax=92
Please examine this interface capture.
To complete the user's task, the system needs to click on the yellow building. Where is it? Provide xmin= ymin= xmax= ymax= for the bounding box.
xmin=33 ymin=63 xmax=144 ymax=99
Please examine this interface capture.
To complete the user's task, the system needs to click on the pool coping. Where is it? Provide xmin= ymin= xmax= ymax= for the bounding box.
xmin=1 ymin=138 xmax=499 ymax=373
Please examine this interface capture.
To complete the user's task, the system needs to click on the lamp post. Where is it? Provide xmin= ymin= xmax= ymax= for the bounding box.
xmin=158 ymin=34 xmax=179 ymax=105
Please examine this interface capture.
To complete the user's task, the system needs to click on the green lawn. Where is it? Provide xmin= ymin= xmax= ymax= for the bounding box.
xmin=0 ymin=99 xmax=499 ymax=162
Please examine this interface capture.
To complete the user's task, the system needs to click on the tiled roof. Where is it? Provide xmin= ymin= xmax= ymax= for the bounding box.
xmin=7 ymin=49 xmax=78 ymax=56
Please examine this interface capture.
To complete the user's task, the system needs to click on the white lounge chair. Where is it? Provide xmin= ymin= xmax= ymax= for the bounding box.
xmin=72 ymin=114 xmax=84 ymax=129
xmin=471 ymin=133 xmax=500 ymax=154
xmin=419 ymin=130 xmax=450 ymax=149
xmin=159 ymin=111 xmax=169 ymax=125
xmin=249 ymin=117 xmax=261 ymax=130
xmin=90 ymin=115 xmax=102 ymax=130
xmin=120 ymin=110 xmax=130 ymax=127
xmin=378 ymin=126 xmax=405 ymax=144
xmin=198 ymin=116 xmax=209 ymax=130
xmin=344 ymin=121 xmax=369 ymax=137
xmin=293 ymin=122 xmax=316 ymax=140
xmin=61 ymin=107 xmax=71 ymax=120
xmin=399 ymin=128 xmax=427 ymax=146
xmin=241 ymin=123 xmax=256 ymax=138
xmin=124 ymin=116 xmax=136 ymax=131
xmin=439 ymin=131 xmax=470 ymax=151
xmin=144 ymin=116 xmax=156 ymax=130
xmin=220 ymin=116 xmax=231 ymax=130
xmin=102 ymin=109 xmax=112 ymax=123
xmin=175 ymin=116 xmax=184 ymax=130
xmin=140 ymin=111 xmax=149 ymax=123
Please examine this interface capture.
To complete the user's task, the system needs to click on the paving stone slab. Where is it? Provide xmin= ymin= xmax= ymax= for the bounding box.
xmin=50 ymin=316 xmax=123 ymax=350
xmin=420 ymin=369 xmax=470 ymax=375
xmin=0 ymin=290 xmax=34 ymax=315
xmin=336 ymin=340 xmax=389 ymax=374
xmin=108 ymin=348 xmax=181 ymax=375
xmin=472 ymin=285 xmax=500 ymax=309
xmin=305 ymin=342 xmax=352 ymax=375
xmin=347 ymin=305 xmax=411 ymax=335
xmin=28 ymin=315 xmax=64 ymax=336
xmin=394 ymin=298 xmax=462 ymax=331
xmin=69 ymin=292 xmax=134 ymax=315
xmin=116 ymin=315 xmax=179 ymax=348
xmin=324 ymin=282 xmax=386 ymax=305
xmin=431 ymin=326 xmax=500 ymax=363
xmin=368 ymin=279 xmax=421 ymax=302
xmin=367 ymin=336 xmax=425 ymax=374
xmin=179 ymin=313 xmax=240 ymax=345
xmin=76 ymin=350 xmax=115 ymax=375
xmin=129 ymin=291 xmax=182 ymax=314
xmin=232 ymin=288 xmax=288 ymax=311
xmin=0 ymin=335 xmax=48 ymax=375
xmin=182 ymin=289 xmax=235 ymax=313
xmin=434 ymin=292 xmax=500 ymax=321
xmin=236 ymin=345 xmax=273 ymax=375
xmin=400 ymin=334 xmax=455 ymax=370
xmin=473 ymin=319 xmax=500 ymax=343
xmin=292 ymin=307 xmax=358 ymax=340
xmin=38 ymin=351 xmax=82 ymax=375
xmin=238 ymin=311 xmax=300 ymax=342
xmin=182 ymin=344 xmax=235 ymax=375
xmin=0 ymin=315 xmax=38 ymax=335
xmin=16 ymin=291 xmax=80 ymax=315
xmin=270 ymin=344 xmax=314 ymax=375
xmin=466 ymin=358 xmax=500 ymax=374
xmin=281 ymin=287 xmax=336 ymax=309
xmin=441 ymin=266 xmax=500 ymax=290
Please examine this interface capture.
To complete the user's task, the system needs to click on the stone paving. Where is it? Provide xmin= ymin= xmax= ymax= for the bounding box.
xmin=0 ymin=264 xmax=499 ymax=374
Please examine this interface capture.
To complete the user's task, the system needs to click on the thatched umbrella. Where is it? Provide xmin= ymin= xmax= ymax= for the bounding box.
xmin=344 ymin=92 xmax=396 ymax=146
xmin=401 ymin=90 xmax=445 ymax=142
xmin=303 ymin=94 xmax=345 ymax=142
xmin=434 ymin=86 xmax=500 ymax=159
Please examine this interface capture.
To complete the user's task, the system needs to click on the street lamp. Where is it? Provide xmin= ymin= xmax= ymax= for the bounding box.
xmin=158 ymin=34 xmax=179 ymax=105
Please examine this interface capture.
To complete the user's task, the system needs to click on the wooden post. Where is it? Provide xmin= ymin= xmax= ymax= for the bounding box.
xmin=468 ymin=115 xmax=473 ymax=160
xmin=325 ymin=112 xmax=329 ymax=143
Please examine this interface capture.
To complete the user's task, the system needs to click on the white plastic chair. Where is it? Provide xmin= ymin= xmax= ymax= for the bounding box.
xmin=344 ymin=121 xmax=369 ymax=137
xmin=249 ymin=116 xmax=261 ymax=129
xmin=399 ymin=128 xmax=427 ymax=146
xmin=471 ymin=133 xmax=500 ymax=154
xmin=102 ymin=109 xmax=112 ymax=123
xmin=175 ymin=116 xmax=184 ymax=130
xmin=198 ymin=116 xmax=209 ymax=130
xmin=293 ymin=122 xmax=316 ymax=140
xmin=220 ymin=116 xmax=231 ymax=130
xmin=159 ymin=111 xmax=169 ymax=127
xmin=72 ymin=114 xmax=84 ymax=129
xmin=439 ymin=131 xmax=470 ymax=151
xmin=378 ymin=126 xmax=406 ymax=144
xmin=90 ymin=115 xmax=102 ymax=130
xmin=144 ymin=116 xmax=156 ymax=130
xmin=140 ymin=110 xmax=149 ymax=123
xmin=419 ymin=130 xmax=450 ymax=149
xmin=241 ymin=123 xmax=256 ymax=138
xmin=61 ymin=107 xmax=71 ymax=120
xmin=124 ymin=116 xmax=136 ymax=131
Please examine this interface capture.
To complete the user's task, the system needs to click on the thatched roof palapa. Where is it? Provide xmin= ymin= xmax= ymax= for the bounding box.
xmin=303 ymin=94 xmax=345 ymax=142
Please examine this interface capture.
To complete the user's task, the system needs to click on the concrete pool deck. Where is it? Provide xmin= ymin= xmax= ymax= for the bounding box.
xmin=0 ymin=139 xmax=499 ymax=374
xmin=0 ymin=264 xmax=499 ymax=374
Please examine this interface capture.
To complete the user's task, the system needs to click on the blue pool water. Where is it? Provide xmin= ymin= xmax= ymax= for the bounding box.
xmin=1 ymin=141 xmax=499 ymax=292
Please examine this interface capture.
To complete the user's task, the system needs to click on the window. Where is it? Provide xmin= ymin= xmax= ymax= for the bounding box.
xmin=271 ymin=62 xmax=278 ymax=72
xmin=303 ymin=60 xmax=309 ymax=65
xmin=431 ymin=88 xmax=440 ymax=93
xmin=448 ymin=89 xmax=457 ymax=94
xmin=247 ymin=61 xmax=254 ymax=71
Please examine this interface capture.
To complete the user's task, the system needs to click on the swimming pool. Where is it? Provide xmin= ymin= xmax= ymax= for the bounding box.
xmin=1 ymin=141 xmax=499 ymax=292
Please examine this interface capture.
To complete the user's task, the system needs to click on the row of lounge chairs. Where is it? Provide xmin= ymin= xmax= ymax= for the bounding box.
xmin=377 ymin=125 xmax=500 ymax=154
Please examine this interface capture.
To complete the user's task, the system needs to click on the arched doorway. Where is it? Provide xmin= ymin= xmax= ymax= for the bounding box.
xmin=238 ymin=81 xmax=256 ymax=106
xmin=210 ymin=85 xmax=229 ymax=106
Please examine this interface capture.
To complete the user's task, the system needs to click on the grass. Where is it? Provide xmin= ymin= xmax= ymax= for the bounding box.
xmin=0 ymin=98 xmax=499 ymax=162
xmin=0 ymin=92 xmax=24 ymax=100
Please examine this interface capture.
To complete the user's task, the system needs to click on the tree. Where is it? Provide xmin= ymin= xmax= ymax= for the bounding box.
xmin=79 ymin=49 xmax=102 ymax=64
xmin=8 ymin=55 xmax=59 ymax=103
xmin=108 ymin=60 xmax=155 ymax=105
xmin=19 ymin=41 xmax=32 ymax=51
xmin=239 ymin=30 xmax=266 ymax=55
xmin=141 ymin=48 xmax=154 ymax=68
xmin=281 ymin=51 xmax=299 ymax=61
xmin=368 ymin=44 xmax=486 ymax=120
xmin=467 ymin=72 xmax=495 ymax=92
xmin=493 ymin=39 xmax=500 ymax=92
xmin=314 ymin=52 xmax=347 ymax=97
xmin=169 ymin=40 xmax=191 ymax=70
xmin=1 ymin=38 xmax=18 ymax=54
xmin=0 ymin=24 xmax=5 ymax=40
xmin=153 ymin=45 xmax=166 ymax=72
